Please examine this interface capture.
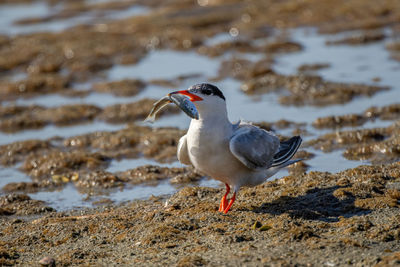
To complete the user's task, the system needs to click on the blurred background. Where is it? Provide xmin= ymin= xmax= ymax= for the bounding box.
xmin=0 ymin=0 xmax=399 ymax=211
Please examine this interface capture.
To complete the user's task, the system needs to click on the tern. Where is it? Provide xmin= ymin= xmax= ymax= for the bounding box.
xmin=170 ymin=83 xmax=302 ymax=213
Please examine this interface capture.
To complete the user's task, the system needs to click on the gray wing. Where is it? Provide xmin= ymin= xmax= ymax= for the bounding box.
xmin=177 ymin=134 xmax=192 ymax=165
xmin=229 ymin=124 xmax=280 ymax=170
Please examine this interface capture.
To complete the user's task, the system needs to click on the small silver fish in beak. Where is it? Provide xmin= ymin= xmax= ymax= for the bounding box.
xmin=144 ymin=96 xmax=171 ymax=123
xmin=144 ymin=92 xmax=200 ymax=123
xmin=169 ymin=92 xmax=199 ymax=120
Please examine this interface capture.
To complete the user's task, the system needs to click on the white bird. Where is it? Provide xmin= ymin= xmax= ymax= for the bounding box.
xmin=170 ymin=83 xmax=302 ymax=213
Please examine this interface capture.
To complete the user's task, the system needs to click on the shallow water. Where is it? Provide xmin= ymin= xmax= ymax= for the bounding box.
xmin=0 ymin=121 xmax=124 ymax=146
xmin=108 ymin=50 xmax=220 ymax=81
xmin=28 ymin=184 xmax=95 ymax=211
xmin=0 ymin=5 xmax=399 ymax=210
xmin=0 ymin=1 xmax=148 ymax=35
xmin=0 ymin=164 xmax=31 ymax=190
xmin=275 ymin=28 xmax=400 ymax=110
xmin=106 ymin=157 xmax=184 ymax=173
xmin=8 ymin=84 xmax=168 ymax=108
xmin=0 ymin=2 xmax=50 ymax=34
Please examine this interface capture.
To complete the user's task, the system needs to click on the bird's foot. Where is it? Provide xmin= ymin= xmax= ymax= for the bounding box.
xmin=223 ymin=192 xmax=236 ymax=214
xmin=218 ymin=196 xmax=229 ymax=212
xmin=217 ymin=184 xmax=236 ymax=213
xmin=218 ymin=183 xmax=231 ymax=212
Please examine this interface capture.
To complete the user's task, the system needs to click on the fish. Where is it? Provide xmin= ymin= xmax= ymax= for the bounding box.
xmin=144 ymin=94 xmax=199 ymax=123
xmin=169 ymin=93 xmax=199 ymax=120
xmin=144 ymin=96 xmax=171 ymax=123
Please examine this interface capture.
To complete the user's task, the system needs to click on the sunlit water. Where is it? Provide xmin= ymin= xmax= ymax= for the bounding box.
xmin=0 ymin=164 xmax=31 ymax=190
xmin=0 ymin=121 xmax=124 ymax=146
xmin=108 ymin=50 xmax=220 ymax=81
xmin=0 ymin=2 xmax=148 ymax=35
xmin=0 ymin=4 xmax=399 ymax=210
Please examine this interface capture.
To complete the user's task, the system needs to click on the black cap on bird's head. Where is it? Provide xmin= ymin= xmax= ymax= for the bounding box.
xmin=169 ymin=83 xmax=225 ymax=102
xmin=188 ymin=83 xmax=225 ymax=101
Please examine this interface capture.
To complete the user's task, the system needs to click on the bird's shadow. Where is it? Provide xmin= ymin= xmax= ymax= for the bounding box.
xmin=249 ymin=185 xmax=371 ymax=222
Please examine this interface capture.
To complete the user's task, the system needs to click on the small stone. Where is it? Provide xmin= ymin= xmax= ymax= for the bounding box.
xmin=71 ymin=173 xmax=79 ymax=181
xmin=51 ymin=175 xmax=61 ymax=182
xmin=39 ymin=256 xmax=55 ymax=266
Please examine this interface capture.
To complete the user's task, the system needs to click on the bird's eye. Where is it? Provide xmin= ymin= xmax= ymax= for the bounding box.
xmin=203 ymin=89 xmax=212 ymax=95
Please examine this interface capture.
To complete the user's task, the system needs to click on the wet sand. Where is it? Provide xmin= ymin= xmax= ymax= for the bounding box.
xmin=1 ymin=0 xmax=400 ymax=266
xmin=1 ymin=162 xmax=399 ymax=266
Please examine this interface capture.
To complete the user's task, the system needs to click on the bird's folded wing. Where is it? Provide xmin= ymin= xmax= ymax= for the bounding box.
xmin=229 ymin=124 xmax=280 ymax=170
xmin=177 ymin=135 xmax=192 ymax=165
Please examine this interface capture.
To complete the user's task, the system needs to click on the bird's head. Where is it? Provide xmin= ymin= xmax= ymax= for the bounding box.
xmin=169 ymin=83 xmax=226 ymax=117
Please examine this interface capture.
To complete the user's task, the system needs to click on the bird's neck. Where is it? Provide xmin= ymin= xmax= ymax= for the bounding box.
xmin=196 ymin=104 xmax=230 ymax=125
xmin=189 ymin=104 xmax=232 ymax=141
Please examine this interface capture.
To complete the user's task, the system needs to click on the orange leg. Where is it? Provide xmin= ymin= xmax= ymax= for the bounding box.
xmin=223 ymin=191 xmax=236 ymax=214
xmin=218 ymin=183 xmax=230 ymax=212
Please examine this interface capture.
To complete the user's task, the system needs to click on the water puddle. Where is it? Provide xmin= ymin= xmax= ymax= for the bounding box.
xmin=0 ymin=121 xmax=124 ymax=145
xmin=205 ymin=32 xmax=236 ymax=46
xmin=28 ymin=184 xmax=94 ymax=211
xmin=0 ymin=2 xmax=51 ymax=35
xmin=306 ymin=148 xmax=363 ymax=174
xmin=107 ymin=157 xmax=184 ymax=173
xmin=108 ymin=50 xmax=220 ymax=81
xmin=7 ymin=82 xmax=193 ymax=109
xmin=103 ymin=5 xmax=149 ymax=20
xmin=0 ymin=164 xmax=31 ymax=190
xmin=28 ymin=173 xmax=223 ymax=212
xmin=108 ymin=178 xmax=222 ymax=205
xmin=274 ymin=28 xmax=399 ymax=112
xmin=0 ymin=2 xmax=148 ymax=35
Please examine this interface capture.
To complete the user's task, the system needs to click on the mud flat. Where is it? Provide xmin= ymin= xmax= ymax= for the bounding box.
xmin=1 ymin=120 xmax=400 ymax=265
xmin=1 ymin=162 xmax=399 ymax=266
xmin=1 ymin=0 xmax=400 ymax=265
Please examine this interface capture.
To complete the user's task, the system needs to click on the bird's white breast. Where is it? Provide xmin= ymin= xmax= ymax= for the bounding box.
xmin=186 ymin=118 xmax=250 ymax=185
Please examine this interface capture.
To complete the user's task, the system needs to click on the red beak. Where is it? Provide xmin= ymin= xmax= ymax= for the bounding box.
xmin=169 ymin=90 xmax=203 ymax=102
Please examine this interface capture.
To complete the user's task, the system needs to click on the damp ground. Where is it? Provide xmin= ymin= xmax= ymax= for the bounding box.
xmin=0 ymin=0 xmax=400 ymax=266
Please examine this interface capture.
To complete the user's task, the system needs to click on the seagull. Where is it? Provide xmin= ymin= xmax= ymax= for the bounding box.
xmin=170 ymin=83 xmax=302 ymax=213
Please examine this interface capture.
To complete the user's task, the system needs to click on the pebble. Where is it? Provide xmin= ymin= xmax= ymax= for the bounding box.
xmin=38 ymin=256 xmax=55 ymax=266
